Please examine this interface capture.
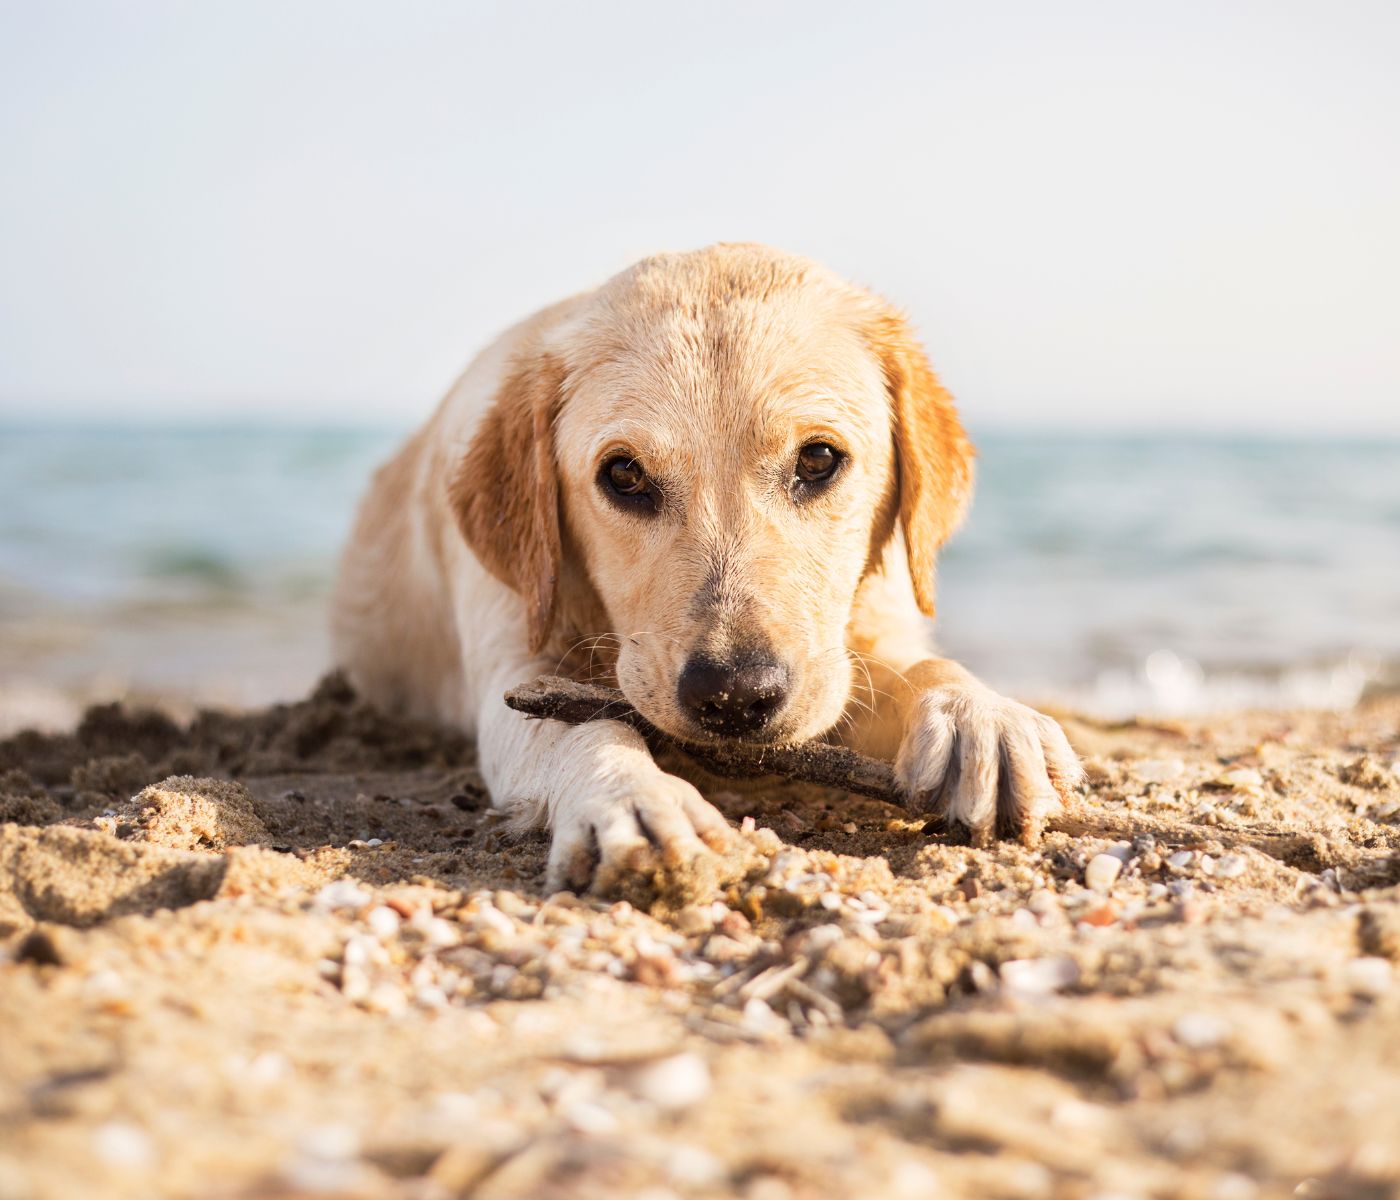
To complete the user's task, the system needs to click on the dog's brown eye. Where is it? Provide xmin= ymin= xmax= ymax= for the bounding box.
xmin=600 ymin=456 xmax=657 ymax=511
xmin=795 ymin=442 xmax=841 ymax=483
xmin=607 ymin=458 xmax=647 ymax=494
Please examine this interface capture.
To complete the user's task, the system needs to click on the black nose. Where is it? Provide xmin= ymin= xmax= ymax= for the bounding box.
xmin=677 ymin=653 xmax=790 ymax=737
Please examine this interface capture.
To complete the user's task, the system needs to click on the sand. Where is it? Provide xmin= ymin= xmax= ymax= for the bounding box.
xmin=2 ymin=677 xmax=1399 ymax=1200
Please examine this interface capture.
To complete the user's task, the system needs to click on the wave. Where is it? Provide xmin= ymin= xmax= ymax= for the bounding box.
xmin=1026 ymin=649 xmax=1392 ymax=719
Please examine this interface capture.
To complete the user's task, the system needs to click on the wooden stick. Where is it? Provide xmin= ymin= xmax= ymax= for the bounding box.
xmin=503 ymin=675 xmax=900 ymax=804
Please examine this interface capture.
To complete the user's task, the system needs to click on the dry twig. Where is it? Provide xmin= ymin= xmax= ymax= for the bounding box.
xmin=503 ymin=675 xmax=900 ymax=803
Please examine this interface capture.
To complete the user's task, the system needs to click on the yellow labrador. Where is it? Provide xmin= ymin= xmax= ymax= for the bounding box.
xmin=333 ymin=244 xmax=1081 ymax=890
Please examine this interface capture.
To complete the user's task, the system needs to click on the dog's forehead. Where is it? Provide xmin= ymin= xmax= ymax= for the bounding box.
xmin=559 ymin=286 xmax=890 ymax=450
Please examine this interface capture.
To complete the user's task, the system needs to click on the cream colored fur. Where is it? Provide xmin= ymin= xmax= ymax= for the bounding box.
xmin=333 ymin=244 xmax=1081 ymax=890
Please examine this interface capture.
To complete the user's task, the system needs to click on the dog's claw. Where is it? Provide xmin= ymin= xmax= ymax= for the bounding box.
xmin=896 ymin=685 xmax=1079 ymax=848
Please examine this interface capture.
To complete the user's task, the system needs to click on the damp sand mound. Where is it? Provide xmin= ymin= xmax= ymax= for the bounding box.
xmin=2 ymin=678 xmax=1400 ymax=1199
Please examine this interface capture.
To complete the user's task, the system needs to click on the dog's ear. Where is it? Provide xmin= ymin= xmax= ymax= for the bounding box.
xmin=449 ymin=352 xmax=565 ymax=653
xmin=868 ymin=309 xmax=975 ymax=617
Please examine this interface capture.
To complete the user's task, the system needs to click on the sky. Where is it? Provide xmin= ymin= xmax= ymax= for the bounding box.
xmin=1 ymin=1 xmax=1397 ymax=432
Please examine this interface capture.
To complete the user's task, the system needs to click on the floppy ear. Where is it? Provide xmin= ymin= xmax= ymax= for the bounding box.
xmin=448 ymin=352 xmax=565 ymax=653
xmin=868 ymin=310 xmax=976 ymax=617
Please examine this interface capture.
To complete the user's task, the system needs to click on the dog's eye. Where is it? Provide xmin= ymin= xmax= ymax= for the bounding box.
xmin=795 ymin=442 xmax=841 ymax=484
xmin=606 ymin=457 xmax=647 ymax=495
xmin=600 ymin=456 xmax=657 ymax=510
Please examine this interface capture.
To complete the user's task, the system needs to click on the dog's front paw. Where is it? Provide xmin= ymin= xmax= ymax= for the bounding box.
xmin=895 ymin=685 xmax=1083 ymax=846
xmin=547 ymin=771 xmax=731 ymax=895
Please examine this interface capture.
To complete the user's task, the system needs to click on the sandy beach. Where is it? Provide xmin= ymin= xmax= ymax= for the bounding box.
xmin=1 ymin=678 xmax=1398 ymax=1199
xmin=5 ymin=1 xmax=1399 ymax=1196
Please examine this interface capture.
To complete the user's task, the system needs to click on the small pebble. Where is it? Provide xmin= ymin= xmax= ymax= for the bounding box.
xmin=1177 ymin=898 xmax=1209 ymax=924
xmin=630 ymin=1053 xmax=711 ymax=1111
xmin=676 ymin=905 xmax=716 ymax=936
xmin=704 ymin=934 xmax=751 ymax=964
xmin=296 ymin=1123 xmax=359 ymax=1161
xmin=1216 ymin=767 xmax=1263 ymax=790
xmin=365 ymin=906 xmax=401 ymax=940
xmin=1009 ymin=907 xmax=1039 ymax=930
xmin=890 ymin=1160 xmax=941 ymax=1197
xmin=1210 ymin=1173 xmax=1259 ymax=1200
xmin=92 ymin=1121 xmax=155 ymax=1169
xmin=316 ymin=880 xmax=371 ymax=912
xmin=280 ymin=1157 xmax=364 ymax=1194
xmin=339 ymin=965 xmax=370 ymax=1003
xmin=1000 ymin=956 xmax=1080 ymax=995
xmin=741 ymin=997 xmax=787 ymax=1036
xmin=1167 ymin=850 xmax=1195 ymax=871
xmin=1344 ymin=957 xmax=1393 ymax=998
xmin=797 ymin=925 xmax=845 ymax=956
xmin=469 ymin=906 xmax=516 ymax=939
xmin=342 ymin=935 xmax=381 ymax=968
xmin=717 ymin=910 xmax=752 ymax=937
xmin=967 ymin=961 xmax=998 ymax=993
xmin=281 ymin=1121 xmax=373 ymax=1193
xmin=364 ymin=982 xmax=408 ymax=1016
xmin=423 ymin=918 xmax=460 ymax=949
xmin=1136 ymin=758 xmax=1186 ymax=783
xmin=667 ymin=1145 xmax=727 ymax=1188
xmin=1173 ymin=1011 xmax=1230 ymax=1050
xmin=1085 ymin=853 xmax=1123 ymax=891
xmin=562 ymin=1100 xmax=619 ymax=1134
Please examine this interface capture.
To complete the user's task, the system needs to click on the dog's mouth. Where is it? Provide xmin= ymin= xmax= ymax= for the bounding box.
xmin=622 ymin=688 xmax=802 ymax=751
xmin=671 ymin=719 xmax=800 ymax=751
xmin=628 ymin=694 xmax=798 ymax=749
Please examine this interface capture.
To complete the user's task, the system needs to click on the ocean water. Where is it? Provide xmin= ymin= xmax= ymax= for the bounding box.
xmin=1 ymin=425 xmax=1397 ymax=731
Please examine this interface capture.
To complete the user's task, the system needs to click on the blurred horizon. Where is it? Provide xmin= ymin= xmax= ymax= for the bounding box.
xmin=3 ymin=423 xmax=1398 ymax=734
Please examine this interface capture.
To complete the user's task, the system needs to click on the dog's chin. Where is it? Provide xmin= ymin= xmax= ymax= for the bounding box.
xmin=630 ymin=699 xmax=843 ymax=750
xmin=680 ymin=722 xmax=801 ymax=750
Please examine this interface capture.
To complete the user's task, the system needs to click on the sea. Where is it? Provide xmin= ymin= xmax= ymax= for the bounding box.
xmin=2 ymin=425 xmax=1398 ymax=732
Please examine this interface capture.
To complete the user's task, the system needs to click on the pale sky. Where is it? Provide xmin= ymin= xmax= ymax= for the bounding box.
xmin=1 ymin=1 xmax=1397 ymax=431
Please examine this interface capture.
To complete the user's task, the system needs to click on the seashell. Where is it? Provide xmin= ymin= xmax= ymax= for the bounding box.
xmin=999 ymin=956 xmax=1080 ymax=995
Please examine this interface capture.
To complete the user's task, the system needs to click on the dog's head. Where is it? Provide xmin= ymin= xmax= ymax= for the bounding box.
xmin=452 ymin=244 xmax=973 ymax=745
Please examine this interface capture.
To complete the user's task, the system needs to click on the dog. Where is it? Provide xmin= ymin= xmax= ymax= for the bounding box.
xmin=332 ymin=244 xmax=1081 ymax=890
